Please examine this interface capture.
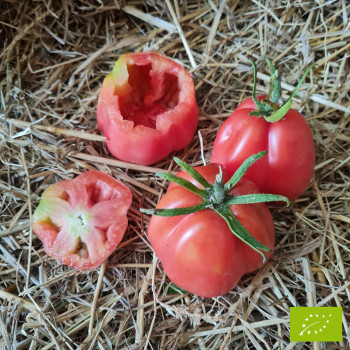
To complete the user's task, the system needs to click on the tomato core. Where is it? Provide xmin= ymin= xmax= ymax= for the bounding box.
xmin=67 ymin=210 xmax=90 ymax=234
xmin=118 ymin=63 xmax=180 ymax=129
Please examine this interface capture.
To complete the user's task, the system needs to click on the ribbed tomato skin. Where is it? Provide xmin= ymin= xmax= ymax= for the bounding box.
xmin=147 ymin=163 xmax=274 ymax=298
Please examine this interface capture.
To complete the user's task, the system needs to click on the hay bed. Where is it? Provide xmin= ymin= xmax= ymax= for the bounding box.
xmin=1 ymin=0 xmax=349 ymax=349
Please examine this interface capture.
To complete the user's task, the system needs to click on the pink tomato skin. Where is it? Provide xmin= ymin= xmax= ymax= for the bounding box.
xmin=211 ymin=96 xmax=315 ymax=200
xmin=147 ymin=163 xmax=275 ymax=298
xmin=97 ymin=52 xmax=198 ymax=165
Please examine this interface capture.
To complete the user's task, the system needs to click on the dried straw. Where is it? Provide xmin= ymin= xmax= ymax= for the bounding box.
xmin=1 ymin=0 xmax=349 ymax=349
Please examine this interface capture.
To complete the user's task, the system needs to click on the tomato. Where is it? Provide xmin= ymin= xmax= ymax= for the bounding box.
xmin=32 ymin=170 xmax=132 ymax=270
xmin=146 ymin=163 xmax=275 ymax=298
xmin=211 ymin=60 xmax=315 ymax=200
xmin=97 ymin=52 xmax=198 ymax=165
xmin=211 ymin=96 xmax=315 ymax=200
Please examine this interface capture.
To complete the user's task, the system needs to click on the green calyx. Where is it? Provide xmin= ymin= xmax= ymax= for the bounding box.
xmin=248 ymin=58 xmax=314 ymax=122
xmin=140 ymin=151 xmax=290 ymax=262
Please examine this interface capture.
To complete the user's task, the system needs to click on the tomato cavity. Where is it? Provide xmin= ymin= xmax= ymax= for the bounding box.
xmin=118 ymin=62 xmax=180 ymax=129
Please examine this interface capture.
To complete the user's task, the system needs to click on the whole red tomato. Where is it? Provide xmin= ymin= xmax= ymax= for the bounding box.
xmin=146 ymin=162 xmax=275 ymax=298
xmin=97 ymin=52 xmax=198 ymax=165
xmin=32 ymin=171 xmax=132 ymax=269
xmin=212 ymin=60 xmax=315 ymax=200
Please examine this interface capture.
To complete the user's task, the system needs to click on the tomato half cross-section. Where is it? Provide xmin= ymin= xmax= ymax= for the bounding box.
xmin=141 ymin=153 xmax=289 ymax=298
xmin=32 ymin=170 xmax=132 ymax=270
xmin=97 ymin=52 xmax=198 ymax=165
xmin=212 ymin=59 xmax=315 ymax=200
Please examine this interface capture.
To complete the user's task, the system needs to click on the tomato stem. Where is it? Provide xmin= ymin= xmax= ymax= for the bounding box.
xmin=141 ymin=152 xmax=290 ymax=261
xmin=248 ymin=59 xmax=262 ymax=110
xmin=261 ymin=99 xmax=279 ymax=112
xmin=225 ymin=194 xmax=290 ymax=206
xmin=265 ymin=63 xmax=314 ymax=122
xmin=156 ymin=172 xmax=207 ymax=199
xmin=209 ymin=167 xmax=225 ymax=206
xmin=248 ymin=59 xmax=314 ymax=122
xmin=265 ymin=58 xmax=281 ymax=104
xmin=141 ymin=202 xmax=208 ymax=216
xmin=224 ymin=151 xmax=267 ymax=191
xmin=173 ymin=157 xmax=211 ymax=189
xmin=214 ymin=206 xmax=270 ymax=262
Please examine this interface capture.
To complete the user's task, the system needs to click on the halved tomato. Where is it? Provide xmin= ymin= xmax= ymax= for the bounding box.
xmin=32 ymin=171 xmax=132 ymax=269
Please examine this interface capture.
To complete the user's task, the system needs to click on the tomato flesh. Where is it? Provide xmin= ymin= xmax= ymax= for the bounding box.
xmin=119 ymin=63 xmax=179 ymax=128
xmin=32 ymin=171 xmax=132 ymax=269
xmin=212 ymin=96 xmax=315 ymax=200
xmin=97 ymin=52 xmax=198 ymax=165
xmin=147 ymin=163 xmax=275 ymax=298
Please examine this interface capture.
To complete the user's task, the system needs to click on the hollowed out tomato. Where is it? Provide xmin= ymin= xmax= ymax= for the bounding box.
xmin=97 ymin=52 xmax=198 ymax=165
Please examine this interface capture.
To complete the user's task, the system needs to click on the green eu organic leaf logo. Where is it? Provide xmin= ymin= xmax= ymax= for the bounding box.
xmin=290 ymin=307 xmax=342 ymax=342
